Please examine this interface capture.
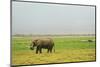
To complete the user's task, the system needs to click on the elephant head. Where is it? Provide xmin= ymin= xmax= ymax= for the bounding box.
xmin=30 ymin=39 xmax=38 ymax=50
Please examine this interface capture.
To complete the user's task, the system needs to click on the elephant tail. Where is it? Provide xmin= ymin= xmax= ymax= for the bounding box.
xmin=53 ymin=43 xmax=55 ymax=52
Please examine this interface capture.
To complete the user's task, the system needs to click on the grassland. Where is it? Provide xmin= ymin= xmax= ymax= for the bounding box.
xmin=12 ymin=36 xmax=96 ymax=66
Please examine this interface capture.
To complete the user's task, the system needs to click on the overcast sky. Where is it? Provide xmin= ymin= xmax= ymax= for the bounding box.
xmin=12 ymin=1 xmax=95 ymax=35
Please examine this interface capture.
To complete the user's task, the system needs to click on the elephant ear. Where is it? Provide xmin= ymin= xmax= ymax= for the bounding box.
xmin=33 ymin=39 xmax=38 ymax=45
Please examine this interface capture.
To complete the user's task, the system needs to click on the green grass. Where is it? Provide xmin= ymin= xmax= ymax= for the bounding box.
xmin=12 ymin=36 xmax=96 ymax=65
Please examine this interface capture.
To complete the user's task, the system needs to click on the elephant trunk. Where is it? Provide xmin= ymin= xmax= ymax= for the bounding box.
xmin=30 ymin=43 xmax=34 ymax=50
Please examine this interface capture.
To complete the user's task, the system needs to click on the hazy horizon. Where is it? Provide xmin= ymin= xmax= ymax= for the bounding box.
xmin=12 ymin=1 xmax=95 ymax=35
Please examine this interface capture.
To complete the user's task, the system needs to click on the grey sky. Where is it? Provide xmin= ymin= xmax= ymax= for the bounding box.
xmin=12 ymin=1 xmax=95 ymax=35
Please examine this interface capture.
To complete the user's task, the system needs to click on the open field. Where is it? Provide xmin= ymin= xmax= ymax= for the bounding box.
xmin=12 ymin=36 xmax=96 ymax=66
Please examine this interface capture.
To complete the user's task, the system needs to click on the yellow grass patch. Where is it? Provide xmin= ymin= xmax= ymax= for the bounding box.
xmin=12 ymin=49 xmax=95 ymax=65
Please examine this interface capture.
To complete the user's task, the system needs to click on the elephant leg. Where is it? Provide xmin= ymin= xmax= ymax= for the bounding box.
xmin=36 ymin=46 xmax=39 ymax=54
xmin=47 ymin=48 xmax=50 ymax=53
xmin=39 ymin=48 xmax=42 ymax=53
xmin=50 ymin=48 xmax=53 ymax=53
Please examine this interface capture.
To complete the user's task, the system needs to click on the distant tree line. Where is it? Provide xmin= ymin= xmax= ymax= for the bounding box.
xmin=12 ymin=34 xmax=95 ymax=37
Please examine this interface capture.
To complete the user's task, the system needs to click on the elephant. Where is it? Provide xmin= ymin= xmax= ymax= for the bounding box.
xmin=30 ymin=38 xmax=55 ymax=54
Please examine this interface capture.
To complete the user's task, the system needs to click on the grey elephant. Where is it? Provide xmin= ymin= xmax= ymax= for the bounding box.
xmin=30 ymin=38 xmax=55 ymax=54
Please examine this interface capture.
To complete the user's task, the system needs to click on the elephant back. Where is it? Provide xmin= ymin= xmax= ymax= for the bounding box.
xmin=36 ymin=38 xmax=54 ymax=46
